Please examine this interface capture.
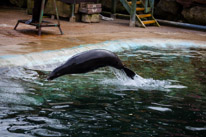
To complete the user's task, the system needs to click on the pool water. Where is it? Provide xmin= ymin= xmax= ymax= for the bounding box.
xmin=0 ymin=46 xmax=206 ymax=137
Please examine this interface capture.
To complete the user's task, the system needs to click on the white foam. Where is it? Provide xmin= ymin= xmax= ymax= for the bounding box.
xmin=100 ymin=68 xmax=186 ymax=92
xmin=0 ymin=38 xmax=205 ymax=70
xmin=185 ymin=126 xmax=206 ymax=131
xmin=148 ymin=106 xmax=172 ymax=112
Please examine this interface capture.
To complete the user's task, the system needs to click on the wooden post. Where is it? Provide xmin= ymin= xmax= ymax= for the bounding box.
xmin=111 ymin=0 xmax=117 ymax=18
xmin=129 ymin=0 xmax=136 ymax=27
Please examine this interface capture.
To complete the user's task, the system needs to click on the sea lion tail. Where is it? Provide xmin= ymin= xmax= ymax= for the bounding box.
xmin=123 ymin=67 xmax=136 ymax=79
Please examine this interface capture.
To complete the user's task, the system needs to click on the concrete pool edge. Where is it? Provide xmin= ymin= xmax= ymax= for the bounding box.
xmin=0 ymin=38 xmax=206 ymax=70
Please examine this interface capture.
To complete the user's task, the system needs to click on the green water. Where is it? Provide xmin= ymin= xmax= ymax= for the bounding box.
xmin=0 ymin=47 xmax=206 ymax=137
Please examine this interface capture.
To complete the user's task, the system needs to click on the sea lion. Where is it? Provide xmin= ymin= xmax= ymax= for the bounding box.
xmin=48 ymin=49 xmax=135 ymax=80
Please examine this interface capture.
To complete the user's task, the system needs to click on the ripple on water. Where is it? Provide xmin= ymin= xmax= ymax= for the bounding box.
xmin=31 ymin=129 xmax=63 ymax=137
xmin=147 ymin=106 xmax=172 ymax=112
xmin=0 ymin=44 xmax=206 ymax=137
xmin=185 ymin=126 xmax=206 ymax=131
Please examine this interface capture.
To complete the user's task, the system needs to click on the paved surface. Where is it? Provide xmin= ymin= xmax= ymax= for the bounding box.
xmin=0 ymin=7 xmax=206 ymax=56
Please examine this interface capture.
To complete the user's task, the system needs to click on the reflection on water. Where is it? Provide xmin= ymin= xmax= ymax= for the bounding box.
xmin=0 ymin=47 xmax=206 ymax=136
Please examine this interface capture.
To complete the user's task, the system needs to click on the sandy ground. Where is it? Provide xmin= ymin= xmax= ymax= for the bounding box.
xmin=0 ymin=7 xmax=206 ymax=56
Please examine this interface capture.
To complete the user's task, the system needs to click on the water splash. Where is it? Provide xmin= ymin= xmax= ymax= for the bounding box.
xmin=0 ymin=67 xmax=44 ymax=105
xmin=100 ymin=68 xmax=186 ymax=92
xmin=0 ymin=38 xmax=205 ymax=69
xmin=0 ymin=67 xmax=39 ymax=80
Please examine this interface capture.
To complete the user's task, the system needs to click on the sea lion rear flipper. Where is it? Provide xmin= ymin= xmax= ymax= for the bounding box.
xmin=123 ymin=67 xmax=136 ymax=79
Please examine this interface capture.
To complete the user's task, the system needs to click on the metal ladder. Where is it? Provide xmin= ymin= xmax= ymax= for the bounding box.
xmin=120 ymin=0 xmax=160 ymax=27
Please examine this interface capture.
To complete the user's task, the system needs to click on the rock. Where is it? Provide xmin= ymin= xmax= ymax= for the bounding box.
xmin=81 ymin=14 xmax=100 ymax=23
xmin=10 ymin=0 xmax=27 ymax=8
xmin=182 ymin=6 xmax=206 ymax=25
xmin=194 ymin=0 xmax=206 ymax=4
xmin=44 ymin=0 xmax=71 ymax=18
xmin=27 ymin=0 xmax=34 ymax=14
xmin=99 ymin=0 xmax=126 ymax=14
xmin=155 ymin=0 xmax=182 ymax=21
xmin=176 ymin=0 xmax=206 ymax=7
xmin=176 ymin=0 xmax=193 ymax=7
xmin=27 ymin=0 xmax=71 ymax=18
xmin=157 ymin=0 xmax=181 ymax=14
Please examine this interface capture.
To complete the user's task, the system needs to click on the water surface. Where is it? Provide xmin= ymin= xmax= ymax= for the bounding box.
xmin=0 ymin=45 xmax=206 ymax=137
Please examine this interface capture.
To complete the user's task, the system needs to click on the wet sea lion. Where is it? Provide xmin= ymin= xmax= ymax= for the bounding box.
xmin=48 ymin=49 xmax=135 ymax=80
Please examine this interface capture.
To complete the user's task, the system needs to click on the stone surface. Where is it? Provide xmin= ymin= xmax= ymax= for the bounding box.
xmin=81 ymin=14 xmax=100 ymax=23
xmin=10 ymin=0 xmax=27 ymax=8
xmin=176 ymin=0 xmax=206 ymax=7
xmin=194 ymin=0 xmax=206 ymax=4
xmin=25 ymin=0 xmax=206 ymax=25
xmin=176 ymin=0 xmax=193 ymax=7
xmin=155 ymin=0 xmax=206 ymax=24
xmin=155 ymin=0 xmax=182 ymax=21
xmin=27 ymin=0 xmax=71 ymax=18
xmin=182 ymin=6 xmax=206 ymax=25
xmin=99 ymin=0 xmax=126 ymax=14
xmin=1 ymin=8 xmax=206 ymax=56
xmin=45 ymin=0 xmax=71 ymax=18
xmin=157 ymin=0 xmax=181 ymax=15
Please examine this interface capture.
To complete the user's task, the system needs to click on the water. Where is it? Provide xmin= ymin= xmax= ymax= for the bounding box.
xmin=0 ymin=44 xmax=206 ymax=136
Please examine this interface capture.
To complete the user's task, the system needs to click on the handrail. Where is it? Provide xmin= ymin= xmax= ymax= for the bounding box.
xmin=149 ymin=0 xmax=154 ymax=15
xmin=143 ymin=0 xmax=154 ymax=15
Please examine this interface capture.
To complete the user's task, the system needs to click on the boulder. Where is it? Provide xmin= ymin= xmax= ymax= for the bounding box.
xmin=176 ymin=0 xmax=193 ymax=7
xmin=155 ymin=0 xmax=182 ymax=21
xmin=194 ymin=0 xmax=206 ymax=4
xmin=182 ymin=6 xmax=206 ymax=25
xmin=44 ymin=0 xmax=71 ymax=18
xmin=99 ymin=0 xmax=126 ymax=14
xmin=10 ymin=0 xmax=27 ymax=8
xmin=27 ymin=0 xmax=71 ymax=18
xmin=176 ymin=0 xmax=206 ymax=7
xmin=157 ymin=0 xmax=181 ymax=14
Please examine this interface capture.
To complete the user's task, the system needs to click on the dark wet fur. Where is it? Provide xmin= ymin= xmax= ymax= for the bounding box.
xmin=48 ymin=49 xmax=136 ymax=80
xmin=123 ymin=67 xmax=136 ymax=79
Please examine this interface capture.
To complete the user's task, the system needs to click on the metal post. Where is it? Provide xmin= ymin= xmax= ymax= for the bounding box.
xmin=70 ymin=0 xmax=76 ymax=22
xmin=38 ymin=0 xmax=46 ymax=36
xmin=144 ymin=0 xmax=148 ymax=13
xmin=130 ymin=0 xmax=137 ymax=27
xmin=14 ymin=21 xmax=20 ymax=30
xmin=71 ymin=3 xmax=75 ymax=17
xmin=53 ymin=0 xmax=63 ymax=34
xmin=111 ymin=0 xmax=117 ymax=18
xmin=149 ymin=0 xmax=154 ymax=15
